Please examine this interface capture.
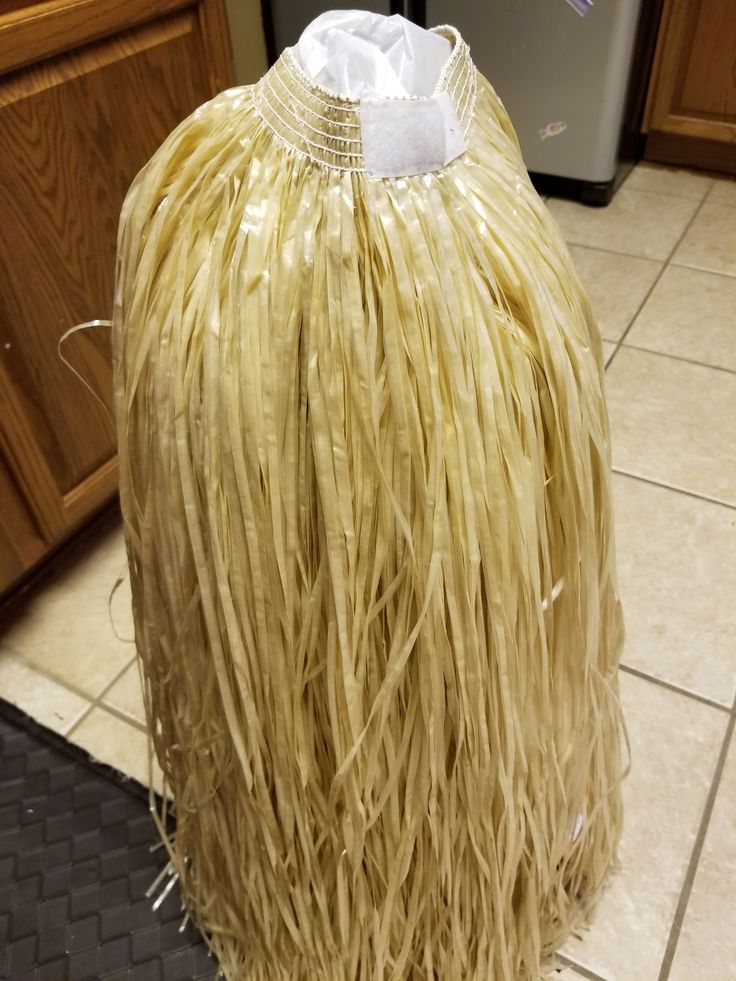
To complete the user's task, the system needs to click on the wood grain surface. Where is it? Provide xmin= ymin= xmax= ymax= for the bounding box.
xmin=0 ymin=0 xmax=192 ymax=74
xmin=0 ymin=10 xmax=209 ymax=497
xmin=0 ymin=445 xmax=47 ymax=593
xmin=646 ymin=0 xmax=736 ymax=147
xmin=0 ymin=0 xmax=234 ymax=594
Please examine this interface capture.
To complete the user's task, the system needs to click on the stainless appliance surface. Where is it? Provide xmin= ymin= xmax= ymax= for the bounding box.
xmin=426 ymin=0 xmax=644 ymax=187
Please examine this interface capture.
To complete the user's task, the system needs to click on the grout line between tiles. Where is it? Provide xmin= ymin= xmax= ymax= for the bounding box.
xmin=616 ymin=342 xmax=736 ymax=377
xmin=605 ymin=191 xmax=710 ymax=372
xmin=656 ymin=699 xmax=736 ymax=981
xmin=702 ymin=194 xmax=736 ymax=210
xmin=555 ymin=953 xmax=609 ymax=981
xmin=0 ymin=644 xmax=99 ymax=705
xmin=61 ymin=701 xmax=95 ymax=738
xmin=619 ymin=167 xmax=717 ymax=203
xmin=703 ymin=179 xmax=736 ymax=204
xmin=621 ymin=188 xmax=711 ymax=204
xmin=669 ymin=259 xmax=736 ymax=280
xmin=618 ymin=664 xmax=731 ymax=713
xmin=567 ymin=239 xmax=664 ymax=264
xmin=566 ymin=239 xmax=667 ymax=264
xmin=90 ymin=699 xmax=148 ymax=735
xmin=611 ymin=183 xmax=712 ymax=205
xmin=65 ymin=655 xmax=138 ymax=737
xmin=93 ymin=654 xmax=138 ymax=704
xmin=611 ymin=467 xmax=736 ymax=511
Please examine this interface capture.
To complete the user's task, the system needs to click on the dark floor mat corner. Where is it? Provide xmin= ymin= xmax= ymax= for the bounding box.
xmin=0 ymin=699 xmax=218 ymax=981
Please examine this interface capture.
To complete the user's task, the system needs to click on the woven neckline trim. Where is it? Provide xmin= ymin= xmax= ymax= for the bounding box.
xmin=253 ymin=25 xmax=477 ymax=173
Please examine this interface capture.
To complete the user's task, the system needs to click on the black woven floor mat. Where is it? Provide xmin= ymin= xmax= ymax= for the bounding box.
xmin=0 ymin=700 xmax=218 ymax=980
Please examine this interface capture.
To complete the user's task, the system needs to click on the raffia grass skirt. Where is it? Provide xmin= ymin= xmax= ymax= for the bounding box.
xmin=113 ymin=32 xmax=625 ymax=981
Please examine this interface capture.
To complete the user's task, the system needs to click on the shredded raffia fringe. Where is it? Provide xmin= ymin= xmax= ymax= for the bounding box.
xmin=113 ymin=28 xmax=626 ymax=981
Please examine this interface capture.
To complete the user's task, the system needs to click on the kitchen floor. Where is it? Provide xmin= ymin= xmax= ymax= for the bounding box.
xmin=1 ymin=161 xmax=735 ymax=981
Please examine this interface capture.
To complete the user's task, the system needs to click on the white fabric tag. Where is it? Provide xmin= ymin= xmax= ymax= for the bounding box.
xmin=360 ymin=92 xmax=466 ymax=178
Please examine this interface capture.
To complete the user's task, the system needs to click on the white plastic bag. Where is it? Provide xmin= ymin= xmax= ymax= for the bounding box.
xmin=294 ymin=10 xmax=452 ymax=99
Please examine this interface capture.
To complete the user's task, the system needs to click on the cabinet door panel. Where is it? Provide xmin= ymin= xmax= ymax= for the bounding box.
xmin=0 ymin=445 xmax=47 ymax=594
xmin=0 ymin=8 xmax=214 ymax=525
xmin=648 ymin=0 xmax=736 ymax=143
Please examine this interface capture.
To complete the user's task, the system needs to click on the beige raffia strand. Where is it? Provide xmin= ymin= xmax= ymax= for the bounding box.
xmin=113 ymin=25 xmax=626 ymax=981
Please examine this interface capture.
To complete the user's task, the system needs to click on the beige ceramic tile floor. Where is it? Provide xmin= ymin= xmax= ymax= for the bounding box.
xmin=1 ymin=161 xmax=735 ymax=980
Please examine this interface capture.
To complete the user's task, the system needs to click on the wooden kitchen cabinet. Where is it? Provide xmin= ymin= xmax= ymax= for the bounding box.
xmin=0 ymin=0 xmax=234 ymax=596
xmin=644 ymin=0 xmax=736 ymax=173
